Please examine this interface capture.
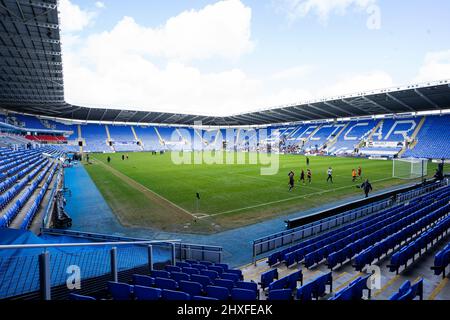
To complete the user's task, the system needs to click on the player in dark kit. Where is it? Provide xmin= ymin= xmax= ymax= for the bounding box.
xmin=360 ymin=179 xmax=373 ymax=198
xmin=299 ymin=169 xmax=305 ymax=184
xmin=358 ymin=166 xmax=362 ymax=180
xmin=306 ymin=157 xmax=310 ymax=166
xmin=288 ymin=171 xmax=295 ymax=191
xmin=307 ymin=169 xmax=312 ymax=184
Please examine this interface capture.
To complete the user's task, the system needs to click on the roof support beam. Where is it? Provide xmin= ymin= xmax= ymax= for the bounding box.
xmin=341 ymin=98 xmax=372 ymax=115
xmin=290 ymin=106 xmax=322 ymax=120
xmin=414 ymin=88 xmax=439 ymax=109
xmin=361 ymin=96 xmax=392 ymax=113
xmin=307 ymin=104 xmax=339 ymax=118
xmin=386 ymin=93 xmax=416 ymax=112
xmin=276 ymin=107 xmax=314 ymax=121
xmin=323 ymin=101 xmax=354 ymax=117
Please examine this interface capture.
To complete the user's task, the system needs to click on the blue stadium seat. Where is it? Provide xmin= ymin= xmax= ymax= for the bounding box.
xmin=134 ymin=285 xmax=162 ymax=301
xmin=176 ymin=262 xmax=191 ymax=268
xmin=165 ymin=265 xmax=181 ymax=273
xmin=432 ymin=244 xmax=450 ymax=278
xmin=154 ymin=277 xmax=178 ymax=290
xmin=390 ymin=278 xmax=423 ymax=300
xmin=220 ymin=272 xmax=239 ymax=283
xmin=260 ymin=269 xmax=278 ymax=290
xmin=208 ymin=265 xmax=224 ymax=274
xmin=108 ymin=281 xmax=133 ymax=300
xmin=214 ymin=279 xmax=234 ymax=292
xmin=69 ymin=293 xmax=96 ymax=301
xmin=200 ymin=269 xmax=219 ymax=281
xmin=179 ymin=280 xmax=203 ymax=296
xmin=171 ymin=272 xmax=190 ymax=283
xmin=183 ymin=267 xmax=200 ymax=276
xmin=231 ymin=288 xmax=257 ymax=301
xmin=192 ymin=296 xmax=219 ymax=301
xmin=191 ymin=274 xmax=212 ymax=290
xmin=191 ymin=264 xmax=208 ymax=271
xmin=151 ymin=270 xmax=171 ymax=279
xmin=206 ymin=285 xmax=229 ymax=300
xmin=235 ymin=281 xmax=257 ymax=292
xmin=132 ymin=274 xmax=154 ymax=287
xmin=268 ymin=289 xmax=292 ymax=301
xmin=162 ymin=289 xmax=190 ymax=301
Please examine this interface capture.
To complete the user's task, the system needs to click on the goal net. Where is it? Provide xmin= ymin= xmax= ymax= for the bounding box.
xmin=393 ymin=158 xmax=428 ymax=180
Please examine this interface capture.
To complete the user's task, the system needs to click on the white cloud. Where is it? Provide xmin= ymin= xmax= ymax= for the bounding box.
xmin=95 ymin=1 xmax=105 ymax=9
xmin=62 ymin=0 xmax=258 ymax=115
xmin=276 ymin=0 xmax=377 ymax=24
xmin=59 ymin=0 xmax=95 ymax=33
xmin=60 ymin=0 xmax=397 ymax=117
xmin=414 ymin=50 xmax=450 ymax=83
xmin=76 ymin=0 xmax=253 ymax=62
xmin=272 ymin=65 xmax=314 ymax=80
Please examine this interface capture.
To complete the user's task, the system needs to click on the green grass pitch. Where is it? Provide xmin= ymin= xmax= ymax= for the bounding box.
xmin=84 ymin=152 xmax=435 ymax=233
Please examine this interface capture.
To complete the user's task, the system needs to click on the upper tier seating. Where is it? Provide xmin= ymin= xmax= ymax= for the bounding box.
xmin=328 ymin=120 xmax=378 ymax=155
xmin=404 ymin=115 xmax=450 ymax=159
xmin=80 ymin=124 xmax=111 ymax=153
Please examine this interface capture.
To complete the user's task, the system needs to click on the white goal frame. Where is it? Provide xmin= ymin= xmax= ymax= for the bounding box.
xmin=393 ymin=158 xmax=428 ymax=180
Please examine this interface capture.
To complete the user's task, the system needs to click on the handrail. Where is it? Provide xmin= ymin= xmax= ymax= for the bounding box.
xmin=0 ymin=240 xmax=181 ymax=250
xmin=41 ymin=165 xmax=62 ymax=228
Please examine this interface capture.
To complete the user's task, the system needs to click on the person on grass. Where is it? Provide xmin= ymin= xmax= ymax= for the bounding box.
xmin=352 ymin=169 xmax=357 ymax=182
xmin=327 ymin=167 xmax=333 ymax=183
xmin=299 ymin=169 xmax=306 ymax=184
xmin=288 ymin=171 xmax=295 ymax=191
xmin=307 ymin=169 xmax=312 ymax=184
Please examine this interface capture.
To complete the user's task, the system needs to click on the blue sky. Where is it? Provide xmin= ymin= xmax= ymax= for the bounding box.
xmin=59 ymin=0 xmax=450 ymax=116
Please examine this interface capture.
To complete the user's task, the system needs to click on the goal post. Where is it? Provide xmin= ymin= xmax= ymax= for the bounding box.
xmin=393 ymin=158 xmax=428 ymax=180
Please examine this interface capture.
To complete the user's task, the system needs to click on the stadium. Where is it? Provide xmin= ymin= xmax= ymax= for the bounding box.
xmin=0 ymin=0 xmax=449 ymax=308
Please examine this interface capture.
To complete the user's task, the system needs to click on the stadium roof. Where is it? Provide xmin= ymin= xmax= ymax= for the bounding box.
xmin=1 ymin=1 xmax=450 ymax=126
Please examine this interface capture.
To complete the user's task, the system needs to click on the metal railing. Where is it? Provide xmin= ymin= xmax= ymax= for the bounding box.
xmin=251 ymin=198 xmax=391 ymax=264
xmin=251 ymin=180 xmax=448 ymax=264
xmin=0 ymin=237 xmax=222 ymax=300
xmin=41 ymin=165 xmax=62 ymax=228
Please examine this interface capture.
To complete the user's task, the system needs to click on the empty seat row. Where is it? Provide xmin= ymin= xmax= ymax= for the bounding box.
xmin=389 ymin=278 xmax=423 ymax=300
xmin=0 ymin=159 xmax=48 ymax=211
xmin=388 ymin=208 xmax=450 ymax=274
xmin=175 ymin=260 xmax=243 ymax=279
xmin=329 ymin=274 xmax=371 ymax=300
xmin=350 ymin=198 xmax=450 ymax=272
xmin=268 ymin=186 xmax=450 ymax=268
xmin=107 ymin=280 xmax=257 ymax=301
xmin=296 ymin=272 xmax=332 ymax=301
xmin=133 ymin=272 xmax=257 ymax=299
xmin=432 ymin=243 xmax=450 ymax=278
xmin=20 ymin=165 xmax=57 ymax=230
xmin=0 ymin=162 xmax=51 ymax=227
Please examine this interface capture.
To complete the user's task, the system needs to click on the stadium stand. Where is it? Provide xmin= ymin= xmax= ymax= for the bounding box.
xmin=108 ymin=125 xmax=142 ymax=152
xmin=328 ymin=120 xmax=377 ymax=155
xmin=404 ymin=115 xmax=450 ymax=159
xmin=80 ymin=124 xmax=111 ymax=153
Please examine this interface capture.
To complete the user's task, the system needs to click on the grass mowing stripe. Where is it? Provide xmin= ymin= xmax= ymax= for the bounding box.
xmin=207 ymin=177 xmax=392 ymax=217
xmin=86 ymin=152 xmax=437 ymax=233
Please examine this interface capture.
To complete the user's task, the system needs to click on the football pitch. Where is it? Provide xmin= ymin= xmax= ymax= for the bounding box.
xmin=83 ymin=152 xmax=435 ymax=234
